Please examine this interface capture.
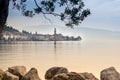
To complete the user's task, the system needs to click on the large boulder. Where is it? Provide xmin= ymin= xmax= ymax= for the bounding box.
xmin=53 ymin=72 xmax=85 ymax=80
xmin=45 ymin=67 xmax=68 ymax=80
xmin=100 ymin=67 xmax=120 ymax=80
xmin=21 ymin=68 xmax=41 ymax=80
xmin=79 ymin=72 xmax=98 ymax=80
xmin=3 ymin=71 xmax=19 ymax=80
xmin=8 ymin=66 xmax=26 ymax=80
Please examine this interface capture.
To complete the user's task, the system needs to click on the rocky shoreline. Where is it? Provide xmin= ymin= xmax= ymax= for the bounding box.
xmin=0 ymin=66 xmax=120 ymax=80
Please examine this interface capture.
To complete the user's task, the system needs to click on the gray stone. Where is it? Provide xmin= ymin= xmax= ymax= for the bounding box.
xmin=79 ymin=72 xmax=99 ymax=80
xmin=8 ymin=66 xmax=26 ymax=80
xmin=53 ymin=72 xmax=98 ymax=80
xmin=45 ymin=67 xmax=68 ymax=79
xmin=52 ymin=73 xmax=68 ymax=80
xmin=3 ymin=71 xmax=19 ymax=80
xmin=100 ymin=67 xmax=120 ymax=80
xmin=53 ymin=72 xmax=85 ymax=80
xmin=21 ymin=68 xmax=41 ymax=80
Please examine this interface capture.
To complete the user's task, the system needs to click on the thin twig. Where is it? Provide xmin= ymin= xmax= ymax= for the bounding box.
xmin=43 ymin=13 xmax=53 ymax=24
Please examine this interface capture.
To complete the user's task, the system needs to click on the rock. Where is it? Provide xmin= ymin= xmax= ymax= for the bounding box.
xmin=21 ymin=68 xmax=41 ymax=80
xmin=0 ymin=69 xmax=4 ymax=74
xmin=0 ymin=69 xmax=4 ymax=80
xmin=53 ymin=72 xmax=85 ymax=80
xmin=53 ymin=72 xmax=98 ymax=80
xmin=52 ymin=73 xmax=68 ymax=80
xmin=8 ymin=66 xmax=26 ymax=80
xmin=67 ymin=72 xmax=85 ymax=80
xmin=3 ymin=71 xmax=19 ymax=80
xmin=79 ymin=72 xmax=99 ymax=80
xmin=100 ymin=67 xmax=120 ymax=80
xmin=45 ymin=67 xmax=68 ymax=79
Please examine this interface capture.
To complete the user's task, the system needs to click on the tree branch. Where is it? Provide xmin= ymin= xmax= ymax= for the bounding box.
xmin=34 ymin=0 xmax=41 ymax=9
xmin=33 ymin=0 xmax=61 ymax=17
xmin=43 ymin=13 xmax=53 ymax=24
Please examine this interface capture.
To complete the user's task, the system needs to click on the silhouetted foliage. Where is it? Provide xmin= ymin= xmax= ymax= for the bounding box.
xmin=0 ymin=0 xmax=91 ymax=37
xmin=4 ymin=25 xmax=19 ymax=32
xmin=12 ymin=0 xmax=91 ymax=27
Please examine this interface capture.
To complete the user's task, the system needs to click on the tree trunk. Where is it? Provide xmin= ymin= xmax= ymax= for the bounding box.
xmin=0 ymin=0 xmax=10 ymax=39
xmin=0 ymin=25 xmax=3 ymax=39
xmin=0 ymin=25 xmax=3 ymax=33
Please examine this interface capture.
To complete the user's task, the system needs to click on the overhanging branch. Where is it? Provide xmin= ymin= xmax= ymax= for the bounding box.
xmin=33 ymin=0 xmax=61 ymax=18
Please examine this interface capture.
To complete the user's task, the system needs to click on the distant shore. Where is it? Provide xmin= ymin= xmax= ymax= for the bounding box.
xmin=2 ymin=26 xmax=82 ymax=41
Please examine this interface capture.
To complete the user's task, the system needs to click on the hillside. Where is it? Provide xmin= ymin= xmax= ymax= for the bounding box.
xmin=4 ymin=25 xmax=19 ymax=32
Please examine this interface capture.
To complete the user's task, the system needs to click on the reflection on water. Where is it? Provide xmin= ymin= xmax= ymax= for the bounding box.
xmin=0 ymin=40 xmax=120 ymax=79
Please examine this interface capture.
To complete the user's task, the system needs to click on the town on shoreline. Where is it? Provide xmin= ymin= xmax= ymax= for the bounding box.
xmin=1 ymin=25 xmax=82 ymax=41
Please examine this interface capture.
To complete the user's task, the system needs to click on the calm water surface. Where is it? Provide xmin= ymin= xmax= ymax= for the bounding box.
xmin=0 ymin=40 xmax=120 ymax=79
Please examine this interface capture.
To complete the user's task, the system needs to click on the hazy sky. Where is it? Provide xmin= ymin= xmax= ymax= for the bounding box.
xmin=7 ymin=0 xmax=120 ymax=35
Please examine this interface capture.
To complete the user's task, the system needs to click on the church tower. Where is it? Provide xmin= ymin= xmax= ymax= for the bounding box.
xmin=54 ymin=28 xmax=56 ymax=44
xmin=54 ymin=28 xmax=56 ymax=35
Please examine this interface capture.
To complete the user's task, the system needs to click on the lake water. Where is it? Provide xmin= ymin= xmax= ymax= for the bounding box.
xmin=0 ymin=40 xmax=120 ymax=79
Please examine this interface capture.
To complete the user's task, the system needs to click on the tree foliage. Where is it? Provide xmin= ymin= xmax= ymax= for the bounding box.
xmin=12 ymin=0 xmax=91 ymax=27
xmin=4 ymin=25 xmax=19 ymax=32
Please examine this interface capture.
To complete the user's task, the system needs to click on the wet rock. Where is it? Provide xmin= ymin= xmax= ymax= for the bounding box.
xmin=45 ymin=67 xmax=68 ymax=79
xmin=21 ymin=68 xmax=41 ymax=80
xmin=8 ymin=66 xmax=26 ymax=80
xmin=79 ymin=72 xmax=99 ymax=80
xmin=3 ymin=71 xmax=19 ymax=80
xmin=53 ymin=72 xmax=85 ymax=80
xmin=100 ymin=67 xmax=120 ymax=80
